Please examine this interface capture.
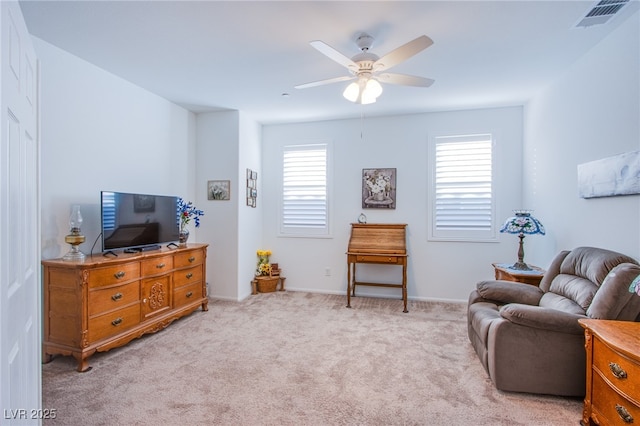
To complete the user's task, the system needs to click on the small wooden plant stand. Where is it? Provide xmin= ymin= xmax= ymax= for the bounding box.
xmin=251 ymin=264 xmax=286 ymax=294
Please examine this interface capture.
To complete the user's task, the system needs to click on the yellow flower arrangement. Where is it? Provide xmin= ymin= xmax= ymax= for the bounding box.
xmin=256 ymin=249 xmax=273 ymax=276
xmin=258 ymin=262 xmax=272 ymax=276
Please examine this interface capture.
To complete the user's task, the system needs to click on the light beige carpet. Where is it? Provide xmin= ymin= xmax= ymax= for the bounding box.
xmin=42 ymin=292 xmax=582 ymax=425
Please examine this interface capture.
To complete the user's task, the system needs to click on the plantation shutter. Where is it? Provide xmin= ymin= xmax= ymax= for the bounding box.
xmin=281 ymin=144 xmax=328 ymax=236
xmin=101 ymin=191 xmax=116 ymax=231
xmin=430 ymin=134 xmax=495 ymax=240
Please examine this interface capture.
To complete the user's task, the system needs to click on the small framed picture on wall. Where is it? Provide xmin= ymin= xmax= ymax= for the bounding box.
xmin=246 ymin=168 xmax=257 ymax=208
xmin=362 ymin=168 xmax=396 ymax=209
xmin=208 ymin=180 xmax=231 ymax=200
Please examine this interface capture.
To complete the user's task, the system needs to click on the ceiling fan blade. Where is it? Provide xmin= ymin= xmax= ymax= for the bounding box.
xmin=295 ymin=75 xmax=355 ymax=90
xmin=374 ymin=35 xmax=433 ymax=72
xmin=310 ymin=40 xmax=358 ymax=71
xmin=377 ymin=73 xmax=435 ymax=87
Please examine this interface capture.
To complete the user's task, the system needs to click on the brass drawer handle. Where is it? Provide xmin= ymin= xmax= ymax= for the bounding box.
xmin=616 ymin=404 xmax=633 ymax=423
xmin=609 ymin=362 xmax=628 ymax=379
xmin=111 ymin=317 xmax=123 ymax=326
xmin=111 ymin=292 xmax=123 ymax=301
xmin=186 ymin=273 xmax=193 ymax=279
xmin=114 ymin=271 xmax=125 ymax=279
xmin=156 ymin=263 xmax=165 ymax=269
xmin=186 ymin=291 xmax=193 ymax=298
xmin=188 ymin=256 xmax=196 ymax=263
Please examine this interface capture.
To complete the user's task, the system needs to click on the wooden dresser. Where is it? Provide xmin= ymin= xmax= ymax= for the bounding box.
xmin=579 ymin=319 xmax=640 ymax=425
xmin=346 ymin=223 xmax=408 ymax=312
xmin=42 ymin=243 xmax=208 ymax=372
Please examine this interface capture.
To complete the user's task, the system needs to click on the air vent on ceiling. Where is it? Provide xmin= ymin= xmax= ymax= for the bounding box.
xmin=575 ymin=0 xmax=630 ymax=27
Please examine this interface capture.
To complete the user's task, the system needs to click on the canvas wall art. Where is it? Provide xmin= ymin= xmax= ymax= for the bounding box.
xmin=362 ymin=168 xmax=396 ymax=209
xmin=577 ymin=150 xmax=640 ymax=198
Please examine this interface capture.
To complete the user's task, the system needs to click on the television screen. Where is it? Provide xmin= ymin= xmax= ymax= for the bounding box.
xmin=101 ymin=191 xmax=179 ymax=252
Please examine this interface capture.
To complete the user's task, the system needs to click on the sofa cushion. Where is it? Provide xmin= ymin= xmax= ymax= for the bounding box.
xmin=560 ymin=246 xmax=637 ymax=286
xmin=539 ymin=250 xmax=570 ymax=292
xmin=539 ymin=292 xmax=587 ymax=315
xmin=476 ymin=280 xmax=544 ymax=306
xmin=587 ymin=263 xmax=640 ymax=320
xmin=499 ymin=303 xmax=585 ymax=334
xmin=547 ymin=274 xmax=598 ymax=311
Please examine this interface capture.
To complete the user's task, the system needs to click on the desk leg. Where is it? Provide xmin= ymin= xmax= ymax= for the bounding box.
xmin=402 ymin=262 xmax=408 ymax=313
xmin=352 ymin=263 xmax=357 ymax=297
xmin=251 ymin=279 xmax=258 ymax=295
xmin=346 ymin=261 xmax=352 ymax=308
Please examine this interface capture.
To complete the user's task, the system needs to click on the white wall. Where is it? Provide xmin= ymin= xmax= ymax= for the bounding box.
xmin=262 ymin=107 xmax=524 ymax=302
xmin=35 ymin=35 xmax=262 ymax=301
xmin=194 ymin=111 xmax=262 ymax=301
xmin=237 ymin=114 xmax=263 ymax=300
xmin=195 ymin=111 xmax=240 ymax=300
xmin=523 ymin=10 xmax=640 ymax=267
xmin=34 ymin=37 xmax=197 ymax=260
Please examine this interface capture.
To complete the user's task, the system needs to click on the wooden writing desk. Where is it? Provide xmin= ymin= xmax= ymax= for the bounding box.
xmin=346 ymin=223 xmax=408 ymax=312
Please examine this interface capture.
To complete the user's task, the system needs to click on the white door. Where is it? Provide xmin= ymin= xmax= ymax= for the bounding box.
xmin=1 ymin=1 xmax=41 ymax=424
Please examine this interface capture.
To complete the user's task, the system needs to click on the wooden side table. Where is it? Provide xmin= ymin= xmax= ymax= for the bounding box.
xmin=251 ymin=276 xmax=286 ymax=295
xmin=492 ymin=263 xmax=545 ymax=287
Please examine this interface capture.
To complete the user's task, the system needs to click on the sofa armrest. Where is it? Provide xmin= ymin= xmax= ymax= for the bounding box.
xmin=476 ymin=280 xmax=544 ymax=306
xmin=499 ymin=303 xmax=586 ymax=335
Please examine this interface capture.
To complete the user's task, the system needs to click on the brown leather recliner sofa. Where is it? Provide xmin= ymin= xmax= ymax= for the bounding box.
xmin=467 ymin=246 xmax=640 ymax=396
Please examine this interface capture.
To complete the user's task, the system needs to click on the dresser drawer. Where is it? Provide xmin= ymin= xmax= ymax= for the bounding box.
xmin=88 ymin=304 xmax=140 ymax=342
xmin=594 ymin=337 xmax=640 ymax=399
xmin=141 ymin=255 xmax=173 ymax=276
xmin=592 ymin=371 xmax=640 ymax=425
xmin=173 ymin=266 xmax=202 ymax=288
xmin=174 ymin=249 xmax=204 ymax=268
xmin=174 ymin=281 xmax=203 ymax=308
xmin=88 ymin=281 xmax=140 ymax=317
xmin=356 ymin=254 xmax=400 ymax=264
xmin=88 ymin=263 xmax=140 ymax=288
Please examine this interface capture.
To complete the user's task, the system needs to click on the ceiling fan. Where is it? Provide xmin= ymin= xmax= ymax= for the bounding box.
xmin=295 ymin=33 xmax=435 ymax=105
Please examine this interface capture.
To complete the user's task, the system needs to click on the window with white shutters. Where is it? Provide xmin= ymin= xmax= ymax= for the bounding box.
xmin=101 ymin=191 xmax=116 ymax=231
xmin=280 ymin=143 xmax=330 ymax=237
xmin=428 ymin=133 xmax=496 ymax=241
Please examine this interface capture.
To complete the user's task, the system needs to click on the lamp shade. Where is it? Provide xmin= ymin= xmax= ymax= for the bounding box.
xmin=500 ymin=210 xmax=545 ymax=235
xmin=342 ymin=82 xmax=360 ymax=103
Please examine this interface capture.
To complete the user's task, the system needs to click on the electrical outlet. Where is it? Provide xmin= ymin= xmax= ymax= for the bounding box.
xmin=324 ymin=267 xmax=331 ymax=276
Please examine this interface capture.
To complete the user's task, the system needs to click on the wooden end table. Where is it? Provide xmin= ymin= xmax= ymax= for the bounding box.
xmin=492 ymin=263 xmax=545 ymax=287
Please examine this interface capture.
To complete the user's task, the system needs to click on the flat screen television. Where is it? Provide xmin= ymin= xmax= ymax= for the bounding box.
xmin=101 ymin=191 xmax=179 ymax=253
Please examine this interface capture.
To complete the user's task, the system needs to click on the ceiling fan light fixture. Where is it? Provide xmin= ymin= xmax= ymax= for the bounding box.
xmin=365 ymin=78 xmax=383 ymax=98
xmin=299 ymin=34 xmax=434 ymax=104
xmin=343 ymin=77 xmax=383 ymax=104
xmin=343 ymin=82 xmax=360 ymax=102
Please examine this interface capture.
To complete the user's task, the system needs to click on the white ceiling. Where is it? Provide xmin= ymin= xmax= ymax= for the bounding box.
xmin=19 ymin=0 xmax=639 ymax=124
